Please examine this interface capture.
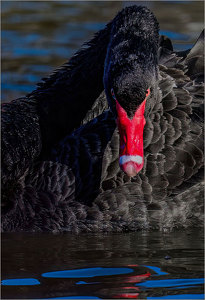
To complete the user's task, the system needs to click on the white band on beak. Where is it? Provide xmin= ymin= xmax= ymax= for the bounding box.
xmin=119 ymin=155 xmax=143 ymax=165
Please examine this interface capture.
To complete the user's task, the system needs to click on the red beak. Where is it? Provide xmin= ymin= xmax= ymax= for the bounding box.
xmin=116 ymin=90 xmax=149 ymax=177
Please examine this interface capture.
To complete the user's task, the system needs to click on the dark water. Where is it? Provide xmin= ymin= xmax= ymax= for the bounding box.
xmin=1 ymin=230 xmax=204 ymax=299
xmin=1 ymin=1 xmax=204 ymax=299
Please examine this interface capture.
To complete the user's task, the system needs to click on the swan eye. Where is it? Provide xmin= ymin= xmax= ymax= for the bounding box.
xmin=146 ymin=88 xmax=150 ymax=97
xmin=111 ymin=88 xmax=116 ymax=100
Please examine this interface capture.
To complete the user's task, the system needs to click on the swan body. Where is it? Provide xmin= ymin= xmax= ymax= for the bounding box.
xmin=1 ymin=6 xmax=204 ymax=232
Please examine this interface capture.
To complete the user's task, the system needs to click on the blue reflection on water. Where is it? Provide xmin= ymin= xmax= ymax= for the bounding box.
xmin=13 ymin=47 xmax=50 ymax=57
xmin=2 ymin=82 xmax=34 ymax=93
xmin=143 ymin=265 xmax=169 ymax=275
xmin=1 ymin=278 xmax=40 ymax=285
xmin=1 ymin=265 xmax=204 ymax=300
xmin=76 ymin=281 xmax=88 ymax=285
xmin=169 ymin=285 xmax=200 ymax=289
xmin=147 ymin=294 xmax=204 ymax=300
xmin=160 ymin=30 xmax=189 ymax=40
xmin=44 ymin=297 xmax=101 ymax=299
xmin=42 ymin=267 xmax=134 ymax=278
xmin=76 ymin=281 xmax=100 ymax=285
xmin=136 ymin=278 xmax=204 ymax=288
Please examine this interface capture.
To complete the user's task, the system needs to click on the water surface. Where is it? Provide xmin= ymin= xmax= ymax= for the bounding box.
xmin=1 ymin=230 xmax=204 ymax=299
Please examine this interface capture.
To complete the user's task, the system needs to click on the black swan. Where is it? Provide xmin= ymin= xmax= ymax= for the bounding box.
xmin=2 ymin=6 xmax=204 ymax=232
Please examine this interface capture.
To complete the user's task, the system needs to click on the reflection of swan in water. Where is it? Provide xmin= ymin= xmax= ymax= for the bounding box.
xmin=2 ymin=263 xmax=204 ymax=299
xmin=1 ymin=6 xmax=204 ymax=232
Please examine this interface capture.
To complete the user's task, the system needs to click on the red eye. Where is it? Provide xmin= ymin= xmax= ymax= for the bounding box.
xmin=146 ymin=88 xmax=150 ymax=97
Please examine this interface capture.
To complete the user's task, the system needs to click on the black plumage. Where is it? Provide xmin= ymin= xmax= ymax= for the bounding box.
xmin=1 ymin=6 xmax=204 ymax=232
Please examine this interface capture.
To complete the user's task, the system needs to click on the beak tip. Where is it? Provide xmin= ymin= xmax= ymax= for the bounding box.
xmin=120 ymin=160 xmax=143 ymax=177
xmin=124 ymin=163 xmax=138 ymax=177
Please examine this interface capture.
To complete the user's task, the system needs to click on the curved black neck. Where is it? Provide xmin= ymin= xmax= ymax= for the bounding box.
xmin=29 ymin=23 xmax=112 ymax=155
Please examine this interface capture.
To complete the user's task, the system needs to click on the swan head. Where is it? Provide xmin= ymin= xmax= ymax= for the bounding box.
xmin=103 ymin=5 xmax=159 ymax=177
